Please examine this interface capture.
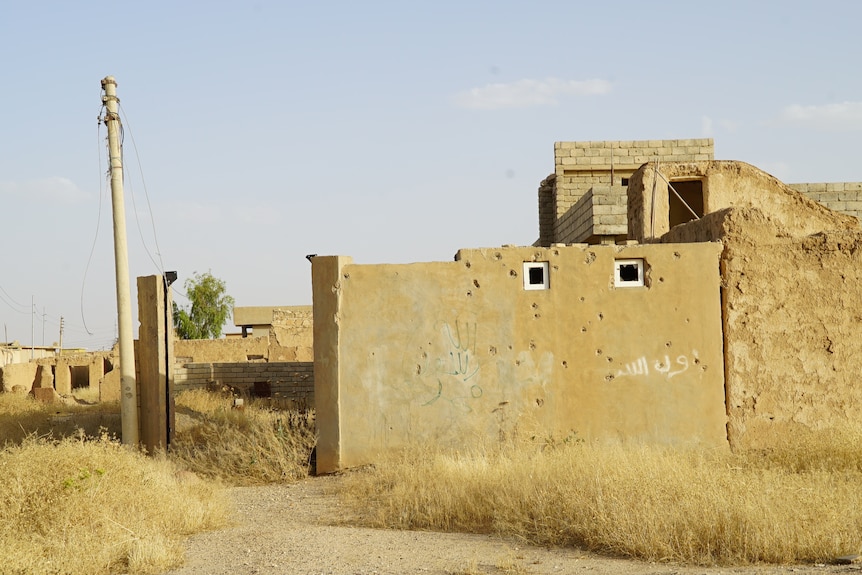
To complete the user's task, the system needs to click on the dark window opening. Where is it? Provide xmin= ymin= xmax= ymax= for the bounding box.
xmin=528 ymin=266 xmax=545 ymax=286
xmin=71 ymin=365 xmax=90 ymax=389
xmin=621 ymin=177 xmax=629 ymax=186
xmin=668 ymin=180 xmax=704 ymax=228
xmin=253 ymin=381 xmax=272 ymax=398
xmin=619 ymin=264 xmax=639 ymax=282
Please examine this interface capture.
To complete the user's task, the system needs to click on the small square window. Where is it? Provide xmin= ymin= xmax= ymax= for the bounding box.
xmin=614 ymin=259 xmax=644 ymax=287
xmin=523 ymin=262 xmax=549 ymax=290
xmin=621 ymin=177 xmax=629 ymax=186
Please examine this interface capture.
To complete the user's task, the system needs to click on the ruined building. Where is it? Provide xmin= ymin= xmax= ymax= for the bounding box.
xmin=311 ymin=138 xmax=862 ymax=473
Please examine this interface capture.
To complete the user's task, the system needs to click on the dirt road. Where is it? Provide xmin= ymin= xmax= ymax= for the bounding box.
xmin=163 ymin=476 xmax=862 ymax=575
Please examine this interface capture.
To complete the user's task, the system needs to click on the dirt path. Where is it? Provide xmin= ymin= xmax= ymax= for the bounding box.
xmin=163 ymin=476 xmax=862 ymax=575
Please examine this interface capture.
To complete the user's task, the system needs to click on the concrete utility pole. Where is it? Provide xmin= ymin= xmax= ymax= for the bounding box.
xmin=102 ymin=75 xmax=139 ymax=445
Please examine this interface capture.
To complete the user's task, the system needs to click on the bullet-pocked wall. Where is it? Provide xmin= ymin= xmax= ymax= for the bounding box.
xmin=312 ymin=243 xmax=727 ymax=473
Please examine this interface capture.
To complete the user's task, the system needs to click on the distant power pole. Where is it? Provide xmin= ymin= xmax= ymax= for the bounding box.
xmin=102 ymin=75 xmax=139 ymax=446
xmin=59 ymin=316 xmax=64 ymax=357
xmin=30 ymin=295 xmax=34 ymax=359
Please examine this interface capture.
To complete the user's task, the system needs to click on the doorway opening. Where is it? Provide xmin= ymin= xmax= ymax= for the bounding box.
xmin=668 ymin=180 xmax=704 ymax=228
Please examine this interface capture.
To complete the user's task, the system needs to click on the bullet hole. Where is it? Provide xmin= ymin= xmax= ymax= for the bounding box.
xmin=585 ymin=252 xmax=596 ymax=265
xmin=665 ymin=341 xmax=672 ymax=347
xmin=464 ymin=261 xmax=472 ymax=268
xmin=607 ymin=356 xmax=614 ymax=363
xmin=421 ymin=351 xmax=428 ymax=358
xmin=701 ymin=365 xmax=708 ymax=371
xmin=529 ymin=341 xmax=536 ymax=351
xmin=596 ymin=349 xmax=602 ymax=356
xmin=552 ymin=264 xmax=559 ymax=270
xmin=693 ymin=357 xmax=700 ymax=365
xmin=531 ymin=302 xmax=539 ymax=309
xmin=598 ymin=312 xmax=604 ymax=321
xmin=658 ymin=277 xmax=665 ymax=283
xmin=579 ymin=296 xmax=585 ymax=302
xmin=536 ymin=398 xmax=544 ymax=407
xmin=674 ymin=251 xmax=681 ymax=259
xmin=581 ymin=326 xmax=587 ymax=333
xmin=489 ymin=346 xmax=497 ymax=355
xmin=343 ymin=273 xmax=350 ymax=279
xmin=552 ymin=249 xmax=560 ymax=256
xmin=515 ymin=359 xmax=522 ymax=366
xmin=494 ymin=252 xmax=502 ymax=260
xmin=562 ymin=361 xmax=568 ymax=368
xmin=509 ymin=269 xmax=518 ymax=277
xmin=473 ymin=279 xmax=480 ymax=288
xmin=466 ymin=290 xmax=472 ymax=297
xmin=507 ymin=345 xmax=513 ymax=350
xmin=416 ymin=365 xmax=422 ymax=375
xmin=605 ymin=374 xmax=615 ymax=382
xmin=534 ymin=313 xmax=541 ymax=319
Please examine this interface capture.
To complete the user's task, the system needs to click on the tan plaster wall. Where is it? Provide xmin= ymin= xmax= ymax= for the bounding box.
xmin=313 ymin=244 xmax=727 ymax=473
xmin=0 ymin=362 xmax=38 ymax=392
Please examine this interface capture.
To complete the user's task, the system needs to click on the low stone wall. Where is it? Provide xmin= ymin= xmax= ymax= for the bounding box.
xmin=174 ymin=361 xmax=314 ymax=403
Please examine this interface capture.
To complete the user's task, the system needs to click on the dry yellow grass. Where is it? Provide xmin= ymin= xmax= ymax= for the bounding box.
xmin=170 ymin=389 xmax=316 ymax=485
xmin=0 ymin=432 xmax=228 ymax=575
xmin=0 ymin=391 xmax=121 ymax=444
xmin=339 ymin=433 xmax=862 ymax=566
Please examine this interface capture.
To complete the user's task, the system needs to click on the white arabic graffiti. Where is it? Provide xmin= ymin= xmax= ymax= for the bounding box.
xmin=615 ymin=351 xmax=698 ymax=380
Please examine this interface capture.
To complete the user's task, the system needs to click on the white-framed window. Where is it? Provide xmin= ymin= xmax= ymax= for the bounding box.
xmin=614 ymin=259 xmax=644 ymax=287
xmin=523 ymin=262 xmax=549 ymax=290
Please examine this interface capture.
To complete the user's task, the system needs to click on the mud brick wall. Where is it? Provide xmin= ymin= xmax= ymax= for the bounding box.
xmin=174 ymin=361 xmax=314 ymax=401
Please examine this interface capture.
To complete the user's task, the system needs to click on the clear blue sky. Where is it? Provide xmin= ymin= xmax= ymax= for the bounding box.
xmin=1 ymin=1 xmax=860 ymax=350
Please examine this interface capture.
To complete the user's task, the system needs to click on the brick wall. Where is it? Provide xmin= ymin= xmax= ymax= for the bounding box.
xmin=554 ymin=139 xmax=714 ymax=218
xmin=789 ymin=182 xmax=862 ymax=221
xmin=554 ymin=186 xmax=627 ymax=244
xmin=538 ymin=139 xmax=714 ymax=245
xmin=174 ymin=361 xmax=314 ymax=402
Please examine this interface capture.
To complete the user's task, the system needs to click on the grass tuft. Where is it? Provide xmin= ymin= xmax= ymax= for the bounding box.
xmin=0 ymin=432 xmax=228 ymax=575
xmin=170 ymin=389 xmax=317 ymax=485
xmin=339 ymin=433 xmax=862 ymax=566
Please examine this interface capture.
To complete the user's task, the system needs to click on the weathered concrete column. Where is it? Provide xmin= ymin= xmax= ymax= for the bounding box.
xmin=311 ymin=256 xmax=352 ymax=474
xmin=54 ymin=360 xmax=72 ymax=395
xmin=137 ymin=275 xmax=175 ymax=454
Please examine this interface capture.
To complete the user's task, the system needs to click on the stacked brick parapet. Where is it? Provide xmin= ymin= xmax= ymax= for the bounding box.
xmin=555 ymin=186 xmax=627 ymax=244
xmin=789 ymin=182 xmax=862 ymax=222
xmin=174 ymin=361 xmax=314 ymax=402
xmin=536 ymin=174 xmax=556 ymax=246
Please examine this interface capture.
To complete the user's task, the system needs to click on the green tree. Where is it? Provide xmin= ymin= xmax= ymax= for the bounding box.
xmin=172 ymin=271 xmax=235 ymax=339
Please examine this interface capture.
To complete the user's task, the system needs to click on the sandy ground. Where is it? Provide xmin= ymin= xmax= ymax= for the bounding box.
xmin=162 ymin=475 xmax=862 ymax=575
